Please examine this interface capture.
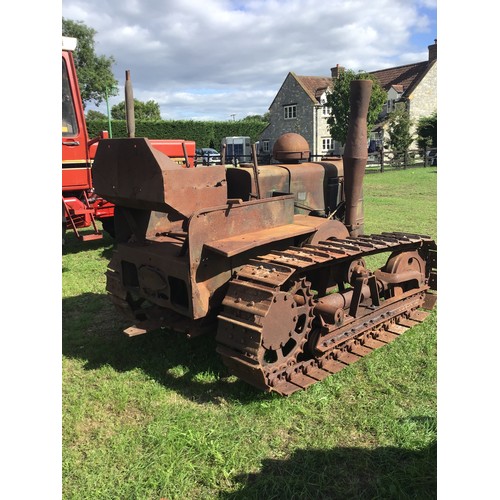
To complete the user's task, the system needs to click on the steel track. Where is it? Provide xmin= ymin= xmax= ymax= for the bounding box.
xmin=216 ymin=232 xmax=437 ymax=395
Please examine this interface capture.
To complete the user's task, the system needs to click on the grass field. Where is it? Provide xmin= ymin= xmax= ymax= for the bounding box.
xmin=62 ymin=167 xmax=437 ymax=499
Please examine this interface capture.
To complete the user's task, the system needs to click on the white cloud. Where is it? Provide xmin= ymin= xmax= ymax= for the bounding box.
xmin=63 ymin=0 xmax=437 ymax=120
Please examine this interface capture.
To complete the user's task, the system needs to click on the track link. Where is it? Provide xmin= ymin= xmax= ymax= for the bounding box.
xmin=216 ymin=232 xmax=437 ymax=395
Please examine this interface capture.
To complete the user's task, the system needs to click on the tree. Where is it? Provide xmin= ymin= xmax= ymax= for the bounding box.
xmin=326 ymin=69 xmax=386 ymax=146
xmin=86 ymin=109 xmax=107 ymax=120
xmin=242 ymin=113 xmax=269 ymax=122
xmin=111 ymin=99 xmax=162 ymax=121
xmin=386 ymin=106 xmax=414 ymax=166
xmin=386 ymin=107 xmax=414 ymax=150
xmin=416 ymin=111 xmax=437 ymax=150
xmin=62 ymin=18 xmax=119 ymax=108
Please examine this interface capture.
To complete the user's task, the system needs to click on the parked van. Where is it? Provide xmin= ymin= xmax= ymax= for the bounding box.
xmin=221 ymin=136 xmax=252 ymax=164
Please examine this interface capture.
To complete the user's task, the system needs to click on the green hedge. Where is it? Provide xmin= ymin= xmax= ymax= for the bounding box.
xmin=87 ymin=119 xmax=268 ymax=149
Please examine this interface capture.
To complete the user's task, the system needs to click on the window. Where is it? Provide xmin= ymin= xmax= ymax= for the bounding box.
xmin=284 ymin=104 xmax=297 ymax=120
xmin=227 ymin=143 xmax=243 ymax=156
xmin=262 ymin=140 xmax=270 ymax=153
xmin=322 ymin=138 xmax=333 ymax=152
xmin=62 ymin=58 xmax=78 ymax=137
xmin=322 ymin=105 xmax=332 ymax=116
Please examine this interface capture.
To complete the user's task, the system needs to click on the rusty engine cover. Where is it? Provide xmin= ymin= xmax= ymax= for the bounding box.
xmin=93 ymin=137 xmax=227 ymax=218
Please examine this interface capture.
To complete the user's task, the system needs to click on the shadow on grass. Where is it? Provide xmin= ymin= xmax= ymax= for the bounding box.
xmin=62 ymin=292 xmax=270 ymax=404
xmin=62 ymin=229 xmax=115 ymax=258
xmin=223 ymin=440 xmax=437 ymax=499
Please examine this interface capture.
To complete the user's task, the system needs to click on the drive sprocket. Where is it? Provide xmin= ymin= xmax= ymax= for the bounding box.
xmin=257 ymin=278 xmax=314 ymax=372
xmin=216 ymin=276 xmax=315 ymax=390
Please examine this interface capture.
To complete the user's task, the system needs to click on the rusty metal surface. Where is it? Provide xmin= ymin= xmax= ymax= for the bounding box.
xmin=93 ymin=138 xmax=227 ymax=218
xmin=216 ymin=234 xmax=437 ymax=394
xmin=272 ymin=132 xmax=310 ymax=162
xmin=226 ymin=165 xmax=289 ymax=201
xmin=96 ymin=79 xmax=437 ymax=395
xmin=106 ymin=221 xmax=437 ymax=392
xmin=187 ymin=195 xmax=296 ymax=256
xmin=109 ymin=238 xmax=192 ymax=316
xmin=125 ymin=70 xmax=135 ymax=138
xmin=343 ymin=80 xmax=372 ymax=236
xmin=227 ymin=162 xmax=343 ymax=217
xmin=205 ymin=223 xmax=315 ymax=258
xmin=280 ymin=163 xmax=326 ymax=215
xmin=186 ymin=195 xmax=305 ymax=319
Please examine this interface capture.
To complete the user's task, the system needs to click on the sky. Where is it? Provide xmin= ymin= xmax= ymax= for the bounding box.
xmin=61 ymin=0 xmax=437 ymax=121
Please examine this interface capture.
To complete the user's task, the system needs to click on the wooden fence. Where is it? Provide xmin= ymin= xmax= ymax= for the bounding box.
xmin=224 ymin=147 xmax=437 ymax=171
xmin=364 ymin=147 xmax=437 ymax=172
xmin=309 ymin=147 xmax=437 ymax=172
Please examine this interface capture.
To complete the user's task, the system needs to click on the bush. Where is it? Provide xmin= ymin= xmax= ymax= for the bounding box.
xmin=87 ymin=119 xmax=268 ymax=149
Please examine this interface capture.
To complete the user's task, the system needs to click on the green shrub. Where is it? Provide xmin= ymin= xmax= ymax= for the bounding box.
xmin=87 ymin=119 xmax=268 ymax=149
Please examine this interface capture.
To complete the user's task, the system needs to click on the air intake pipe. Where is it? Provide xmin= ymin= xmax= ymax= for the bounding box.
xmin=343 ymin=79 xmax=372 ymax=237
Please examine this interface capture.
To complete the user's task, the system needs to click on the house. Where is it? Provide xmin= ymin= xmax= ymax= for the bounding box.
xmin=259 ymin=40 xmax=437 ymax=159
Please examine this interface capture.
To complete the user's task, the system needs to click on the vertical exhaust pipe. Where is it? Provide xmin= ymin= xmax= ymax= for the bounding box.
xmin=343 ymin=79 xmax=372 ymax=237
xmin=125 ymin=70 xmax=135 ymax=138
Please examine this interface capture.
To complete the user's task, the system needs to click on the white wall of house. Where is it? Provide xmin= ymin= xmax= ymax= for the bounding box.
xmin=408 ymin=62 xmax=437 ymax=130
xmin=377 ymin=62 xmax=437 ymax=149
xmin=313 ymin=91 xmax=339 ymax=157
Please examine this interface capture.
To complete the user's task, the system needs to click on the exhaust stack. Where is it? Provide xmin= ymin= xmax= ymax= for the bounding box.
xmin=343 ymin=79 xmax=372 ymax=237
xmin=125 ymin=70 xmax=135 ymax=138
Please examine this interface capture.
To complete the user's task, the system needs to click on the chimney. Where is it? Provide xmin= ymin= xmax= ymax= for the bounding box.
xmin=428 ymin=39 xmax=437 ymax=61
xmin=331 ymin=64 xmax=345 ymax=79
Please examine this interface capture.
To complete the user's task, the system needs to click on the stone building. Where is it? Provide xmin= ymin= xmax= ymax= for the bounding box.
xmin=259 ymin=41 xmax=437 ymax=159
xmin=370 ymin=40 xmax=437 ymax=149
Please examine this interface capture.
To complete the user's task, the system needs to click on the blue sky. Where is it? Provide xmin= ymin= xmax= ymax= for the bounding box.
xmin=61 ymin=0 xmax=437 ymax=121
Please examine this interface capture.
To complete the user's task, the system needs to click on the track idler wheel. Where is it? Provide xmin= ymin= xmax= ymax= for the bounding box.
xmin=383 ymin=250 xmax=426 ymax=297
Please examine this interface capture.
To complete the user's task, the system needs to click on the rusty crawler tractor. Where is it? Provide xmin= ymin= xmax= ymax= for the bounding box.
xmin=93 ymin=80 xmax=437 ymax=395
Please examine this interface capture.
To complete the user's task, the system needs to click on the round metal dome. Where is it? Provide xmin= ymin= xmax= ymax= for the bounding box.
xmin=272 ymin=133 xmax=310 ymax=162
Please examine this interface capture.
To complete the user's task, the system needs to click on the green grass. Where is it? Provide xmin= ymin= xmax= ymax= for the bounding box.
xmin=364 ymin=168 xmax=437 ymax=237
xmin=62 ymin=166 xmax=437 ymax=499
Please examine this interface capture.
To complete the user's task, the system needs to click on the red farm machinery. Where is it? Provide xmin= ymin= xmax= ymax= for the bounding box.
xmin=62 ymin=36 xmax=196 ymax=243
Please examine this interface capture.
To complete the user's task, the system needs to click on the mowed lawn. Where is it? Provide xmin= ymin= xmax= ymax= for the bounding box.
xmin=62 ymin=166 xmax=437 ymax=499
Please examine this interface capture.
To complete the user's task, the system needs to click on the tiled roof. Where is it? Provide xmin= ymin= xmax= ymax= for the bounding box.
xmin=294 ymin=75 xmax=333 ymax=103
xmin=369 ymin=61 xmax=431 ymax=95
xmin=293 ymin=59 xmax=434 ymax=103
